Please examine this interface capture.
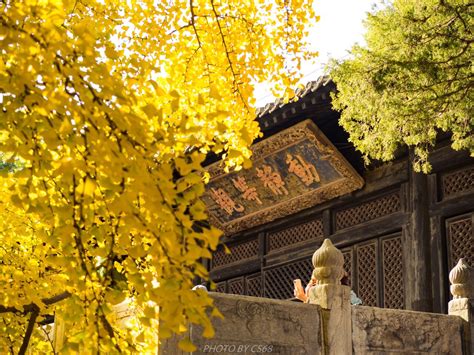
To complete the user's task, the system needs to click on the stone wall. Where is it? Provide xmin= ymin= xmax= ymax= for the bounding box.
xmin=161 ymin=293 xmax=323 ymax=354
xmin=161 ymin=295 xmax=465 ymax=355
xmin=352 ymin=306 xmax=463 ymax=354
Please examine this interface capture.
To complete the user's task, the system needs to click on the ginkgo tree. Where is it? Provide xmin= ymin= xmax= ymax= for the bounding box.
xmin=0 ymin=0 xmax=317 ymax=353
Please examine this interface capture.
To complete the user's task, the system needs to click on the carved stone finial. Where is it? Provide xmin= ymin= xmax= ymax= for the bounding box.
xmin=449 ymin=258 xmax=473 ymax=299
xmin=312 ymin=238 xmax=344 ymax=285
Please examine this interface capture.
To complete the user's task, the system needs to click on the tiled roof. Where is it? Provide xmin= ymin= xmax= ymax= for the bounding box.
xmin=255 ymin=75 xmax=331 ymax=118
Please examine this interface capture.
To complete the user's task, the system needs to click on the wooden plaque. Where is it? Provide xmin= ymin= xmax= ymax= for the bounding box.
xmin=203 ymin=119 xmax=364 ymax=235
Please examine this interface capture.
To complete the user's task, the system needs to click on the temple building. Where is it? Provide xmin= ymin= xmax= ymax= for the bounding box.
xmin=203 ymin=76 xmax=474 ymax=314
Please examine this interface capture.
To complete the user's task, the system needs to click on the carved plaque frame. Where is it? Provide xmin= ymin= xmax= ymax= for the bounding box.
xmin=205 ymin=119 xmax=364 ymax=235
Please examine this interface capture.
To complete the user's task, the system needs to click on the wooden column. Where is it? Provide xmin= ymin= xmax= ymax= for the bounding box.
xmin=258 ymin=232 xmax=266 ymax=297
xmin=322 ymin=209 xmax=332 ymax=237
xmin=428 ymin=173 xmax=449 ymax=314
xmin=405 ymin=151 xmax=433 ymax=311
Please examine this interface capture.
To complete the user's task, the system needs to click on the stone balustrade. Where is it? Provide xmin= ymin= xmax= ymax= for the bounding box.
xmin=160 ymin=240 xmax=472 ymax=354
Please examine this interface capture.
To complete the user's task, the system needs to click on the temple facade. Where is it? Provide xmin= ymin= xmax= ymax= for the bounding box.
xmin=204 ymin=77 xmax=474 ymax=314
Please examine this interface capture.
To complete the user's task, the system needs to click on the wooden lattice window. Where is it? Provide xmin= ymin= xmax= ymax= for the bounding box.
xmin=211 ymin=238 xmax=259 ymax=269
xmin=441 ymin=166 xmax=474 ymax=199
xmin=446 ymin=214 xmax=474 ymax=268
xmin=382 ymin=235 xmax=405 ymax=309
xmin=267 ymin=218 xmax=323 ymax=252
xmin=345 ymin=235 xmax=405 ymax=309
xmin=264 ymin=258 xmax=313 ymax=299
xmin=356 ymin=242 xmax=378 ymax=307
xmin=245 ymin=274 xmax=262 ymax=297
xmin=342 ymin=249 xmax=353 ymax=288
xmin=335 ymin=192 xmax=401 ymax=231
xmin=215 ymin=281 xmax=226 ymax=293
xmin=227 ymin=277 xmax=244 ymax=295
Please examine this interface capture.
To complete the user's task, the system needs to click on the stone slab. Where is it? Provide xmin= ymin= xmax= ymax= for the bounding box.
xmin=352 ymin=306 xmax=463 ymax=354
xmin=161 ymin=292 xmax=323 ymax=354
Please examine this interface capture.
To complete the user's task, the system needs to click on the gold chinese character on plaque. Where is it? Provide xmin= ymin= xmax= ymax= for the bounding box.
xmin=210 ymin=187 xmax=244 ymax=215
xmin=232 ymin=176 xmax=262 ymax=205
xmin=286 ymin=153 xmax=320 ymax=186
xmin=256 ymin=164 xmax=289 ymax=196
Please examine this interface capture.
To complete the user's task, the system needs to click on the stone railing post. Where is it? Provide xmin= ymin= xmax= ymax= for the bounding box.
xmin=308 ymin=239 xmax=351 ymax=354
xmin=448 ymin=258 xmax=474 ymax=355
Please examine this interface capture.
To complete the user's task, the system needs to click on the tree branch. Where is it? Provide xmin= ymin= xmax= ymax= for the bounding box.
xmin=210 ymin=0 xmax=248 ymax=110
xmin=18 ymin=305 xmax=39 ymax=355
xmin=0 ymin=292 xmax=71 ymax=314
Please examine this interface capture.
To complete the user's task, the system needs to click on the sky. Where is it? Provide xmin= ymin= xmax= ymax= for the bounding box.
xmin=255 ymin=0 xmax=382 ymax=106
